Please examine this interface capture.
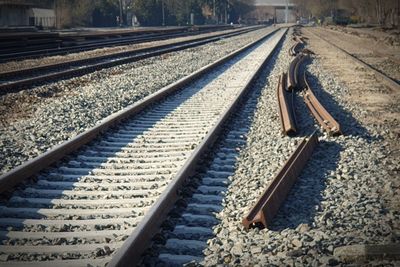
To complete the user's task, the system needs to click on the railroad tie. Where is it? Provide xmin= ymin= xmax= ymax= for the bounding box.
xmin=242 ymin=132 xmax=319 ymax=229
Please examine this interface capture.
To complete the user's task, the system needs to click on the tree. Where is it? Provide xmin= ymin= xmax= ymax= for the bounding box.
xmin=291 ymin=0 xmax=399 ymax=27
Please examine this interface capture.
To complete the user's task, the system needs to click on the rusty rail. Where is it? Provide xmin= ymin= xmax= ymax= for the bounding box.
xmin=0 ymin=27 xmax=282 ymax=195
xmin=277 ymin=72 xmax=297 ymax=135
xmin=242 ymin=131 xmax=318 ymax=229
xmin=287 ymin=53 xmax=307 ymax=90
xmin=303 ymin=72 xmax=342 ymax=135
xmin=289 ymin=41 xmax=300 ymax=56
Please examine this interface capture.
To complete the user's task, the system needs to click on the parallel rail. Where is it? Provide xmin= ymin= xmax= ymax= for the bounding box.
xmin=242 ymin=132 xmax=318 ymax=229
xmin=0 ymin=25 xmax=233 ymax=62
xmin=109 ymin=27 xmax=287 ymax=267
xmin=0 ymin=27 xmax=257 ymax=94
xmin=304 ymin=28 xmax=400 ymax=91
xmin=303 ymin=72 xmax=342 ymax=135
xmin=0 ymin=27 xmax=285 ymax=267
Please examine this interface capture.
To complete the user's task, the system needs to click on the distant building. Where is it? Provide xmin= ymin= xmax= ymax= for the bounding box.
xmin=0 ymin=1 xmax=55 ymax=28
xmin=245 ymin=0 xmax=296 ymax=24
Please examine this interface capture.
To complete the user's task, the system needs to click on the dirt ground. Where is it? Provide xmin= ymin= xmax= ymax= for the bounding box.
xmin=302 ymin=26 xmax=400 ymax=247
xmin=311 ymin=26 xmax=400 ymax=83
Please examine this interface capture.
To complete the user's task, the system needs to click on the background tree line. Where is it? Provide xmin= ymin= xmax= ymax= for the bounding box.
xmin=51 ymin=0 xmax=254 ymax=28
xmin=292 ymin=0 xmax=399 ymax=28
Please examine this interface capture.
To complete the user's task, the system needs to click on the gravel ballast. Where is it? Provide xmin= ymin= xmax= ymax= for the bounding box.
xmin=0 ymin=28 xmax=243 ymax=73
xmin=180 ymin=28 xmax=398 ymax=266
xmin=0 ymin=27 xmax=275 ymax=175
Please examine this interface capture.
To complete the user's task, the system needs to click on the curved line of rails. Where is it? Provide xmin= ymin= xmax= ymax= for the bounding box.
xmin=0 ymin=25 xmax=234 ymax=62
xmin=303 ymin=27 xmax=400 ymax=91
xmin=0 ymin=27 xmax=286 ymax=267
xmin=278 ymin=38 xmax=341 ymax=136
xmin=0 ymin=26 xmax=260 ymax=95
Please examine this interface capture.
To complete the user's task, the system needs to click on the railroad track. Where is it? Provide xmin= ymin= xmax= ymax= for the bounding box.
xmin=303 ymin=27 xmax=400 ymax=91
xmin=0 ymin=27 xmax=259 ymax=95
xmin=0 ymin=27 xmax=287 ymax=266
xmin=0 ymin=25 xmax=233 ymax=62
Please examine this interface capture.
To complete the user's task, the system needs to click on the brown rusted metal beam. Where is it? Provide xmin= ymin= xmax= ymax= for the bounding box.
xmin=289 ymin=41 xmax=300 ymax=56
xmin=277 ymin=72 xmax=297 ymax=135
xmin=242 ymin=132 xmax=319 ymax=229
xmin=287 ymin=53 xmax=308 ymax=91
xmin=303 ymin=72 xmax=342 ymax=135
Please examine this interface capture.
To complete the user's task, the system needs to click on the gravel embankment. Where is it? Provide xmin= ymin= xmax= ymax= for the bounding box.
xmin=198 ymin=29 xmax=399 ymax=266
xmin=0 ymin=28 xmax=241 ymax=73
xmin=0 ymin=27 xmax=273 ymax=176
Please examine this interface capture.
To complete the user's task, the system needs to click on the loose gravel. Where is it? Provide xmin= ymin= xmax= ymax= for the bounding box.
xmin=199 ymin=28 xmax=399 ymax=266
xmin=0 ymin=29 xmax=285 ymax=266
xmin=0 ymin=27 xmax=274 ymax=176
xmin=142 ymin=28 xmax=399 ymax=266
xmin=0 ymin=28 xmax=242 ymax=73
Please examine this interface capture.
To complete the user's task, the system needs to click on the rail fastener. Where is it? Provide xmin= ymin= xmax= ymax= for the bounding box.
xmin=277 ymin=72 xmax=297 ymax=135
xmin=242 ymin=131 xmax=319 ymax=229
xmin=303 ymin=72 xmax=342 ymax=135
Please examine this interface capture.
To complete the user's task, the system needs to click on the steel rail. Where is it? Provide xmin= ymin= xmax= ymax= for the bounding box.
xmin=242 ymin=131 xmax=318 ymax=230
xmin=287 ymin=53 xmax=307 ymax=91
xmin=0 ymin=27 xmax=254 ymax=79
xmin=107 ymin=28 xmax=287 ymax=267
xmin=304 ymin=28 xmax=400 ymax=91
xmin=289 ymin=41 xmax=300 ymax=56
xmin=303 ymin=72 xmax=342 ymax=135
xmin=0 ymin=26 xmax=237 ymax=62
xmin=0 ymin=27 xmax=258 ymax=94
xmin=0 ymin=27 xmax=281 ymax=194
xmin=277 ymin=72 xmax=297 ymax=135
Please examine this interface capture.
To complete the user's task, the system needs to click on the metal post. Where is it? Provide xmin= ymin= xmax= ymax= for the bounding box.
xmin=285 ymin=0 xmax=288 ymax=23
xmin=119 ymin=0 xmax=123 ymax=26
xmin=225 ymin=0 xmax=227 ymax=24
xmin=162 ymin=0 xmax=165 ymax=26
xmin=213 ymin=0 xmax=216 ymax=22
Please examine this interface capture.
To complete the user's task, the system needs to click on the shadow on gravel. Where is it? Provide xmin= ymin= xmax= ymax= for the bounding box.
xmin=0 ymin=33 xmax=282 ymax=252
xmin=302 ymin=57 xmax=380 ymax=142
xmin=140 ymin=33 xmax=288 ymax=265
xmin=270 ymin=140 xmax=342 ymax=231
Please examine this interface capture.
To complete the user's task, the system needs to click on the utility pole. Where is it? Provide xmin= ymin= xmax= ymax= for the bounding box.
xmin=224 ymin=0 xmax=227 ymax=24
xmin=213 ymin=0 xmax=216 ymax=23
xmin=119 ymin=0 xmax=123 ymax=26
xmin=285 ymin=0 xmax=288 ymax=23
xmin=162 ymin=0 xmax=165 ymax=26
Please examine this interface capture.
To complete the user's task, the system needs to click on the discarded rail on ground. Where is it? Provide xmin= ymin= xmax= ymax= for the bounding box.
xmin=287 ymin=53 xmax=308 ymax=90
xmin=242 ymin=132 xmax=318 ymax=229
xmin=303 ymin=72 xmax=342 ymax=135
xmin=277 ymin=72 xmax=297 ymax=135
xmin=280 ymin=30 xmax=341 ymax=136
